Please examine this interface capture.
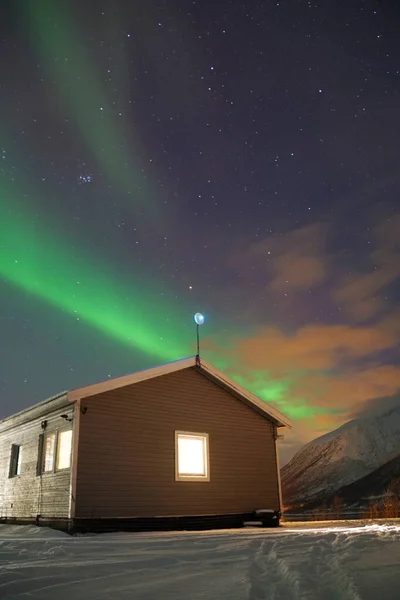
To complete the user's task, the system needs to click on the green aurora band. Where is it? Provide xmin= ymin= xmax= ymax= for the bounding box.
xmin=1 ymin=2 xmax=331 ymax=419
xmin=25 ymin=1 xmax=155 ymax=216
xmin=0 ymin=188 xmax=190 ymax=362
xmin=10 ymin=215 xmax=334 ymax=420
xmin=0 ymin=183 xmax=331 ymax=420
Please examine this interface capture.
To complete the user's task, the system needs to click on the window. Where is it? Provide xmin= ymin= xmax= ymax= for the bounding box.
xmin=43 ymin=434 xmax=56 ymax=472
xmin=39 ymin=430 xmax=72 ymax=474
xmin=9 ymin=444 xmax=22 ymax=477
xmin=56 ymin=430 xmax=72 ymax=470
xmin=175 ymin=431 xmax=209 ymax=481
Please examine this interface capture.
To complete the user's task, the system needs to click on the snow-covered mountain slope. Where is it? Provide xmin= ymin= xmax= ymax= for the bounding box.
xmin=281 ymin=405 xmax=400 ymax=507
xmin=324 ymin=453 xmax=400 ymax=509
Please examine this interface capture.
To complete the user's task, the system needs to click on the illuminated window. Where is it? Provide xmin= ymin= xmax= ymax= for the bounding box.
xmin=175 ymin=431 xmax=209 ymax=481
xmin=39 ymin=429 xmax=73 ymax=475
xmin=9 ymin=444 xmax=22 ymax=477
xmin=43 ymin=434 xmax=56 ymax=472
xmin=56 ymin=430 xmax=72 ymax=470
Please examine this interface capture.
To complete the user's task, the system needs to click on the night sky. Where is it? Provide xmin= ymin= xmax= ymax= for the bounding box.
xmin=1 ymin=0 xmax=400 ymax=462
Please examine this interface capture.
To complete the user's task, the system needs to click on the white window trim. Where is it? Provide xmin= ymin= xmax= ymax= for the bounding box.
xmin=175 ymin=431 xmax=210 ymax=482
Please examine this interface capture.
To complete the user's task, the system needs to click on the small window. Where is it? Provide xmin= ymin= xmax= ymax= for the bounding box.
xmin=43 ymin=434 xmax=56 ymax=473
xmin=56 ymin=430 xmax=72 ymax=470
xmin=9 ymin=444 xmax=22 ymax=477
xmin=175 ymin=431 xmax=209 ymax=481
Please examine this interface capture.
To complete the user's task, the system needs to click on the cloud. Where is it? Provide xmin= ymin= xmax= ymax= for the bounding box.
xmin=334 ymin=268 xmax=396 ymax=321
xmin=333 ymin=214 xmax=400 ymax=321
xmin=241 ymin=215 xmax=400 ymax=321
xmin=232 ymin=322 xmax=398 ymax=374
xmin=350 ymin=391 xmax=400 ymax=419
xmin=220 ymin=318 xmax=400 ymax=460
xmin=307 ymin=365 xmax=400 ymax=411
xmin=224 ymin=215 xmax=399 ymax=330
xmin=271 ymin=254 xmax=325 ymax=293
xmin=248 ymin=223 xmax=328 ymax=292
xmin=221 ymin=215 xmax=400 ymax=461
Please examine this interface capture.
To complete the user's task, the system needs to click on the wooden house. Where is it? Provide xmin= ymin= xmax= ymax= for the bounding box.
xmin=0 ymin=357 xmax=292 ymax=532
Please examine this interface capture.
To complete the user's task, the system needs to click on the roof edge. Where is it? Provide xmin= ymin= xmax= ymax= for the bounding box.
xmin=198 ymin=360 xmax=292 ymax=428
xmin=0 ymin=391 xmax=68 ymax=429
xmin=67 ymin=356 xmax=292 ymax=428
xmin=67 ymin=357 xmax=196 ymax=403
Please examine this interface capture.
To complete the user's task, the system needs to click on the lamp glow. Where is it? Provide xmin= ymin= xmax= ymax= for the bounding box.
xmin=194 ymin=313 xmax=205 ymax=326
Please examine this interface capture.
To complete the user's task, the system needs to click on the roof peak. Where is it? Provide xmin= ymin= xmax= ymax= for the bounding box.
xmin=67 ymin=357 xmax=292 ymax=429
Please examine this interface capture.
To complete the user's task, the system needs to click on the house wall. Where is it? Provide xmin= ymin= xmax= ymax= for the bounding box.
xmin=74 ymin=367 xmax=280 ymax=519
xmin=0 ymin=398 xmax=75 ymax=520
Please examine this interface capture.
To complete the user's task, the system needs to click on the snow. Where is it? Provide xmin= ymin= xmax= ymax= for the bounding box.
xmin=1 ymin=522 xmax=400 ymax=599
xmin=311 ymin=407 xmax=400 ymax=467
xmin=282 ymin=405 xmax=400 ymax=505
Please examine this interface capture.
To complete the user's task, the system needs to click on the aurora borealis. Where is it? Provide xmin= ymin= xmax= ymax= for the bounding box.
xmin=2 ymin=0 xmax=400 ymax=462
xmin=0 ymin=185 xmax=190 ymax=361
xmin=24 ymin=1 xmax=156 ymax=216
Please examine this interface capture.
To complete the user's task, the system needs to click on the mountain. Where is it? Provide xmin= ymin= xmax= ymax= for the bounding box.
xmin=281 ymin=405 xmax=400 ymax=508
xmin=323 ymin=454 xmax=400 ymax=509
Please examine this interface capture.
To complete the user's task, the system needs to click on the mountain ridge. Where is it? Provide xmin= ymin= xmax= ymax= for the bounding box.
xmin=281 ymin=404 xmax=400 ymax=508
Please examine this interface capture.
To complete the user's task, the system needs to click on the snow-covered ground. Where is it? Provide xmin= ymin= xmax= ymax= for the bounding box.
xmin=0 ymin=521 xmax=400 ymax=599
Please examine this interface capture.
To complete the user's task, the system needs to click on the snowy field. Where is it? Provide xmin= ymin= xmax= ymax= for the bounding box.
xmin=0 ymin=521 xmax=400 ymax=599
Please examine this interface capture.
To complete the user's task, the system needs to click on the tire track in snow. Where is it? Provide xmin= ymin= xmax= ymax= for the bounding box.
xmin=248 ymin=540 xmax=302 ymax=599
xmin=248 ymin=533 xmax=361 ymax=600
xmin=304 ymin=536 xmax=361 ymax=600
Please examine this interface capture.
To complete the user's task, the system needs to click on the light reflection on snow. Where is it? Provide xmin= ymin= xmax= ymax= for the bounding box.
xmin=289 ymin=524 xmax=400 ymax=534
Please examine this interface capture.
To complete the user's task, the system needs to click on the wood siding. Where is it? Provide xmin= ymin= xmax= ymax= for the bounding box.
xmin=0 ymin=399 xmax=75 ymax=520
xmin=75 ymin=367 xmax=280 ymax=519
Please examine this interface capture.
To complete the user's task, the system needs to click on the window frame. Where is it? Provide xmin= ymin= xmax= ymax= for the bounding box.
xmin=55 ymin=429 xmax=73 ymax=471
xmin=174 ymin=431 xmax=210 ymax=482
xmin=9 ymin=444 xmax=22 ymax=478
xmin=38 ymin=429 xmax=73 ymax=475
xmin=42 ymin=433 xmax=57 ymax=474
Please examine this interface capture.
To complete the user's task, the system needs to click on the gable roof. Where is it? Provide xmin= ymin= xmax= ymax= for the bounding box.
xmin=67 ymin=357 xmax=292 ymax=428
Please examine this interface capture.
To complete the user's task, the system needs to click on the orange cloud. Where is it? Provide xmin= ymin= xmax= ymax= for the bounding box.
xmin=233 ymin=323 xmax=398 ymax=374
xmin=223 ymin=216 xmax=400 ymax=461
xmin=334 ymin=262 xmax=400 ymax=321
xmin=249 ymin=223 xmax=328 ymax=292
xmin=222 ymin=319 xmax=400 ymax=462
xmin=270 ymin=254 xmax=325 ymax=292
